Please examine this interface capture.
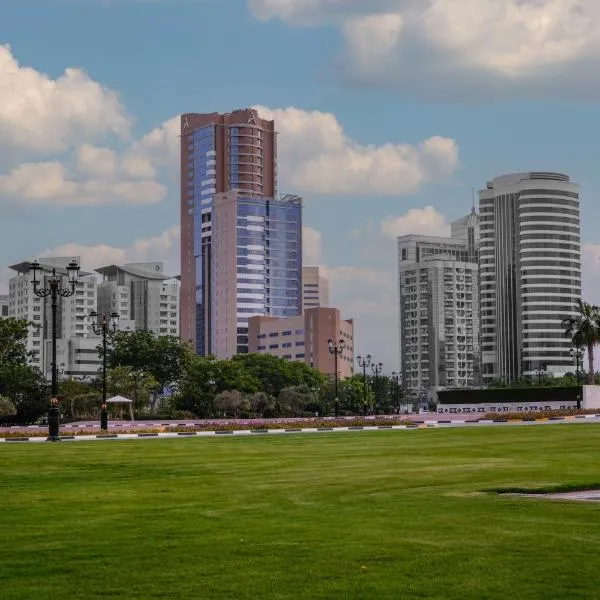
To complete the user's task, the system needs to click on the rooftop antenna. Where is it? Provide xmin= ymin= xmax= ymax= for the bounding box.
xmin=471 ymin=188 xmax=476 ymax=214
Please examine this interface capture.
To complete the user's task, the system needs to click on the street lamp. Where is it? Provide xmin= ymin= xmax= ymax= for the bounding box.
xmin=328 ymin=338 xmax=345 ymax=417
xmin=570 ymin=347 xmax=584 ymax=384
xmin=28 ymin=258 xmax=80 ymax=442
xmin=391 ymin=371 xmax=401 ymax=413
xmin=535 ymin=367 xmax=545 ymax=385
xmin=371 ymin=361 xmax=383 ymax=414
xmin=357 ymin=355 xmax=371 ymax=415
xmin=89 ymin=311 xmax=120 ymax=431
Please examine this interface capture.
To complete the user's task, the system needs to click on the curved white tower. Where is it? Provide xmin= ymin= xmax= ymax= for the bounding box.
xmin=479 ymin=172 xmax=581 ymax=383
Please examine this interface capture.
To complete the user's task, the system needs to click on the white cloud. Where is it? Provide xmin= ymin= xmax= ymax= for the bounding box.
xmin=0 ymin=159 xmax=166 ymax=207
xmin=582 ymin=244 xmax=600 ymax=305
xmin=327 ymin=265 xmax=398 ymax=369
xmin=303 ymin=226 xmax=323 ymax=264
xmin=126 ymin=115 xmax=180 ymax=173
xmin=0 ymin=47 xmax=175 ymax=208
xmin=380 ymin=206 xmax=451 ymax=238
xmin=0 ymin=44 xmax=130 ymax=157
xmin=249 ymin=0 xmax=600 ymax=98
xmin=40 ymin=225 xmax=180 ymax=276
xmin=255 ymin=105 xmax=458 ymax=194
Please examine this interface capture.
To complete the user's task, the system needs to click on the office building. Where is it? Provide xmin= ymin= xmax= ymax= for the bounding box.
xmin=248 ymin=307 xmax=354 ymax=378
xmin=398 ymin=213 xmax=480 ymax=393
xmin=210 ymin=190 xmax=302 ymax=358
xmin=179 ymin=107 xmax=277 ymax=350
xmin=302 ymin=266 xmax=329 ymax=311
xmin=479 ymin=172 xmax=581 ymax=383
xmin=0 ymin=295 xmax=8 ymax=318
xmin=95 ymin=262 xmax=179 ymax=337
xmin=8 ymin=257 xmax=101 ymax=379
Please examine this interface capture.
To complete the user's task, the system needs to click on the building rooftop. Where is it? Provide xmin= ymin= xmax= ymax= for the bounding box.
xmin=95 ymin=263 xmax=174 ymax=281
xmin=9 ymin=260 xmax=93 ymax=277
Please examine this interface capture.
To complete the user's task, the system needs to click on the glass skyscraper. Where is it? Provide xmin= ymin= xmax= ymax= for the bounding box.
xmin=179 ymin=108 xmax=302 ymax=358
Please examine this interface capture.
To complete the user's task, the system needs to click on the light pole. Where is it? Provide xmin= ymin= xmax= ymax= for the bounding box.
xmin=28 ymin=258 xmax=80 ymax=442
xmin=535 ymin=367 xmax=545 ymax=385
xmin=89 ymin=311 xmax=120 ymax=431
xmin=328 ymin=338 xmax=345 ymax=417
xmin=570 ymin=347 xmax=584 ymax=383
xmin=391 ymin=370 xmax=401 ymax=413
xmin=357 ymin=355 xmax=371 ymax=415
xmin=371 ymin=361 xmax=383 ymax=414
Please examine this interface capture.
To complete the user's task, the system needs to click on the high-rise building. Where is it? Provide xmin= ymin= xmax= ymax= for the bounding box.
xmin=8 ymin=257 xmax=101 ymax=379
xmin=208 ymin=190 xmax=302 ymax=359
xmin=398 ymin=213 xmax=480 ymax=393
xmin=95 ymin=262 xmax=179 ymax=337
xmin=302 ymin=266 xmax=329 ymax=311
xmin=0 ymin=295 xmax=9 ymax=319
xmin=479 ymin=172 xmax=581 ymax=383
xmin=180 ymin=108 xmax=277 ymax=350
xmin=248 ymin=307 xmax=354 ymax=378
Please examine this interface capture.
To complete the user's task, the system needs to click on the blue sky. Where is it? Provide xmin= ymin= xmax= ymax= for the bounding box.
xmin=1 ymin=0 xmax=600 ymax=370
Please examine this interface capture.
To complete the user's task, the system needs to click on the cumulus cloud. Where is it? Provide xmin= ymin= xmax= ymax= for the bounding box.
xmin=327 ymin=264 xmax=398 ymax=368
xmin=0 ymin=44 xmax=130 ymax=157
xmin=0 ymin=159 xmax=166 ymax=207
xmin=249 ymin=0 xmax=600 ymax=98
xmin=0 ymin=47 xmax=177 ymax=208
xmin=380 ymin=206 xmax=451 ymax=238
xmin=39 ymin=225 xmax=180 ymax=276
xmin=255 ymin=105 xmax=458 ymax=194
xmin=303 ymin=226 xmax=323 ymax=264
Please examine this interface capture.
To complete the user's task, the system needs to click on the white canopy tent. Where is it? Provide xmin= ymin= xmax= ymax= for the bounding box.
xmin=106 ymin=395 xmax=134 ymax=421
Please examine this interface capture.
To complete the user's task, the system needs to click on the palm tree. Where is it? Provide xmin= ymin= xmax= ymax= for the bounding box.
xmin=562 ymin=299 xmax=600 ymax=384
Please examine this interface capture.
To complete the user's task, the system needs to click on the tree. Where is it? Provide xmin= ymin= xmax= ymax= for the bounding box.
xmin=562 ymin=299 xmax=600 ymax=384
xmin=0 ymin=396 xmax=16 ymax=418
xmin=232 ymin=353 xmax=324 ymax=397
xmin=278 ymin=385 xmax=315 ymax=416
xmin=214 ymin=390 xmax=248 ymax=417
xmin=104 ymin=331 xmax=188 ymax=390
xmin=0 ymin=319 xmax=48 ymax=423
xmin=0 ymin=318 xmax=30 ymax=368
xmin=107 ymin=365 xmax=158 ymax=415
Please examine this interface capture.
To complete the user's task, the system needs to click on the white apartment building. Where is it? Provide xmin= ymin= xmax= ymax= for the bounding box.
xmin=95 ymin=263 xmax=179 ymax=337
xmin=0 ymin=295 xmax=8 ymax=319
xmin=8 ymin=257 xmax=102 ymax=380
xmin=302 ymin=266 xmax=330 ymax=311
xmin=398 ymin=213 xmax=480 ymax=393
xmin=479 ymin=172 xmax=581 ymax=383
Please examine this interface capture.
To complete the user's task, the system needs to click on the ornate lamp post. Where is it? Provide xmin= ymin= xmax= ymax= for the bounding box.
xmin=28 ymin=258 xmax=80 ymax=442
xmin=328 ymin=338 xmax=346 ymax=417
xmin=391 ymin=370 xmax=401 ymax=413
xmin=570 ymin=347 xmax=584 ymax=384
xmin=89 ymin=311 xmax=120 ymax=431
xmin=371 ymin=361 xmax=383 ymax=414
xmin=357 ymin=355 xmax=371 ymax=415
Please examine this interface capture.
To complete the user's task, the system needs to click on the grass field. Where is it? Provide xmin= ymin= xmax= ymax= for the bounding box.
xmin=2 ymin=425 xmax=600 ymax=599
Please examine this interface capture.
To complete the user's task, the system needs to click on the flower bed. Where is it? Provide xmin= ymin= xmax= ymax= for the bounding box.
xmin=0 ymin=416 xmax=415 ymax=438
xmin=482 ymin=408 xmax=598 ymax=421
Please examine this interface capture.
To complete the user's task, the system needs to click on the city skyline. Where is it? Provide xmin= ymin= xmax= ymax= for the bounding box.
xmin=3 ymin=1 xmax=600 ymax=372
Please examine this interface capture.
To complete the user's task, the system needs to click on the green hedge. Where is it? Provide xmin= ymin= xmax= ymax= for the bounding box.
xmin=438 ymin=386 xmax=583 ymax=405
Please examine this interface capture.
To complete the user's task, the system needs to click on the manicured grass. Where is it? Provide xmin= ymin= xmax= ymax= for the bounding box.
xmin=2 ymin=425 xmax=600 ymax=599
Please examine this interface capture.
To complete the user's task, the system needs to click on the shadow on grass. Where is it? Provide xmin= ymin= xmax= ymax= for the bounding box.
xmin=487 ymin=482 xmax=600 ymax=495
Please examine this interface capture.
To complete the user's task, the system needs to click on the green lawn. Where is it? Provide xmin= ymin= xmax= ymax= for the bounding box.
xmin=2 ymin=425 xmax=600 ymax=599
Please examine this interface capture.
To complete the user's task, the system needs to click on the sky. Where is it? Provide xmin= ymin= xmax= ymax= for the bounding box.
xmin=2 ymin=0 xmax=600 ymax=373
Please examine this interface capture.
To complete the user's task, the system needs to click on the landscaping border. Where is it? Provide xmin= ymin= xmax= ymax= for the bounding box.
xmin=1 ymin=414 xmax=600 ymax=443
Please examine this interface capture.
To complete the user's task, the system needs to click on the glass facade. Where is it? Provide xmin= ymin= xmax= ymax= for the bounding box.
xmin=225 ymin=195 xmax=302 ymax=355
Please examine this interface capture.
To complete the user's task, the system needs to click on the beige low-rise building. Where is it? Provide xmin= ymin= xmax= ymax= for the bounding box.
xmin=248 ymin=307 xmax=354 ymax=378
